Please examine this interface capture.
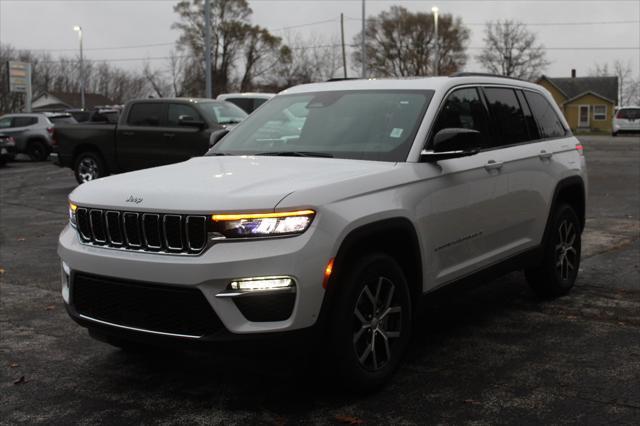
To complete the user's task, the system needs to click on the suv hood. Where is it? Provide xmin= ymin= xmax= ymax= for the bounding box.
xmin=70 ymin=156 xmax=397 ymax=212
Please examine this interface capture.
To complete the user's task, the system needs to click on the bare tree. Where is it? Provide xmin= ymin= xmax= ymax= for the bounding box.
xmin=238 ymin=25 xmax=288 ymax=91
xmin=476 ymin=20 xmax=550 ymax=80
xmin=590 ymin=59 xmax=639 ymax=106
xmin=351 ymin=6 xmax=469 ymax=77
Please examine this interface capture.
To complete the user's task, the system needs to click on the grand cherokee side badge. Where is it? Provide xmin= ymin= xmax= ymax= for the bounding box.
xmin=125 ymin=195 xmax=143 ymax=204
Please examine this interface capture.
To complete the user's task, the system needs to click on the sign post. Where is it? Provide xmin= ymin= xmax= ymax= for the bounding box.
xmin=8 ymin=61 xmax=32 ymax=112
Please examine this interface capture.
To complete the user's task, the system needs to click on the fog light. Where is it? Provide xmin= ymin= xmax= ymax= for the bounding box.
xmin=61 ymin=262 xmax=70 ymax=304
xmin=217 ymin=276 xmax=295 ymax=298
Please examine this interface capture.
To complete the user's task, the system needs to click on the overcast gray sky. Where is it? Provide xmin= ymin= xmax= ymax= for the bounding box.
xmin=1 ymin=0 xmax=639 ymax=80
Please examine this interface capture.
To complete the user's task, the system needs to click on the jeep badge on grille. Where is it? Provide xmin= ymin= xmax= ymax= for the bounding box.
xmin=126 ymin=195 xmax=143 ymax=204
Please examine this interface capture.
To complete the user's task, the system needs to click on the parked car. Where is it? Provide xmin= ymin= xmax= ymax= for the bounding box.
xmin=59 ymin=75 xmax=586 ymax=391
xmin=216 ymin=92 xmax=275 ymax=113
xmin=65 ymin=109 xmax=91 ymax=123
xmin=54 ymin=98 xmax=247 ymax=183
xmin=0 ymin=134 xmax=17 ymax=165
xmin=612 ymin=106 xmax=640 ymax=136
xmin=0 ymin=113 xmax=57 ymax=161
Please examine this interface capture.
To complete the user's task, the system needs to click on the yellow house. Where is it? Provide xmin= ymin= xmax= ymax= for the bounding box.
xmin=536 ymin=72 xmax=618 ymax=133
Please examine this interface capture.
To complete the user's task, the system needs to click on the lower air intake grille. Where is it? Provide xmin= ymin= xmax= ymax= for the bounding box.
xmin=72 ymin=273 xmax=224 ymax=337
xmin=75 ymin=207 xmax=208 ymax=255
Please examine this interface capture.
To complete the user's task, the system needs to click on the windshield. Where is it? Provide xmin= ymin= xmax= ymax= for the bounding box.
xmin=198 ymin=101 xmax=248 ymax=125
xmin=207 ymin=90 xmax=433 ymax=162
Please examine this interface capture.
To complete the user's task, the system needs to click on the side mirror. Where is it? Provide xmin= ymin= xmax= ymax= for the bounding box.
xmin=421 ymin=128 xmax=481 ymax=162
xmin=178 ymin=114 xmax=205 ymax=128
xmin=209 ymin=129 xmax=230 ymax=147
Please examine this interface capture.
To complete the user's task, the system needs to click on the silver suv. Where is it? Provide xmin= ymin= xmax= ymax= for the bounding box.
xmin=58 ymin=75 xmax=587 ymax=390
xmin=0 ymin=112 xmax=73 ymax=161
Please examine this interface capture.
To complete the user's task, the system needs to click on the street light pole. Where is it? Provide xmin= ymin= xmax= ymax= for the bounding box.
xmin=73 ymin=25 xmax=85 ymax=110
xmin=204 ymin=0 xmax=212 ymax=98
xmin=432 ymin=7 xmax=439 ymax=76
xmin=361 ymin=0 xmax=367 ymax=78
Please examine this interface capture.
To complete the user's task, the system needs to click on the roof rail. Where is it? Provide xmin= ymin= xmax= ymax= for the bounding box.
xmin=449 ymin=72 xmax=527 ymax=82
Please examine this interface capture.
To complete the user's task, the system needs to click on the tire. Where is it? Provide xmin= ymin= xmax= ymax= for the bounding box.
xmin=525 ymin=203 xmax=582 ymax=298
xmin=612 ymin=131 xmax=618 ymax=137
xmin=74 ymin=151 xmax=106 ymax=184
xmin=328 ymin=253 xmax=412 ymax=392
xmin=27 ymin=140 xmax=49 ymax=161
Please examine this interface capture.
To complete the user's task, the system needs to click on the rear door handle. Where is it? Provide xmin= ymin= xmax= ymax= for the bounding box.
xmin=539 ymin=150 xmax=553 ymax=160
xmin=484 ymin=160 xmax=503 ymax=171
xmin=163 ymin=133 xmax=175 ymax=138
xmin=122 ymin=131 xmax=135 ymax=136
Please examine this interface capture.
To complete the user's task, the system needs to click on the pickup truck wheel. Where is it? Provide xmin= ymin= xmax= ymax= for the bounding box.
xmin=525 ymin=204 xmax=582 ymax=298
xmin=328 ymin=253 xmax=412 ymax=392
xmin=27 ymin=140 xmax=49 ymax=161
xmin=74 ymin=152 xmax=106 ymax=184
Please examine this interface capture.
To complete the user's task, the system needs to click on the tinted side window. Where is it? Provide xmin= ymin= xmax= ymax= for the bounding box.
xmin=0 ymin=117 xmax=12 ymax=128
xmin=515 ymin=90 xmax=540 ymax=141
xmin=431 ymin=87 xmax=489 ymax=149
xmin=127 ymin=103 xmax=165 ymax=127
xmin=253 ymin=98 xmax=268 ymax=110
xmin=226 ymin=98 xmax=254 ymax=113
xmin=167 ymin=104 xmax=200 ymax=126
xmin=484 ymin=88 xmax=529 ymax=146
xmin=523 ymin=91 xmax=566 ymax=139
xmin=13 ymin=116 xmax=38 ymax=127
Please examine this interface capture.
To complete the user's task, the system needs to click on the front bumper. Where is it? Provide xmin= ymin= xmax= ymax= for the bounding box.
xmin=58 ymin=223 xmax=333 ymax=340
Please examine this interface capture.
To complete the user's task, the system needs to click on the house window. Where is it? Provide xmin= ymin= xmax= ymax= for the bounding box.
xmin=593 ymin=105 xmax=607 ymax=120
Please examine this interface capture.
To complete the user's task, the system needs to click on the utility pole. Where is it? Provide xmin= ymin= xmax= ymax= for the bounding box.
xmin=204 ymin=0 xmax=213 ymax=98
xmin=432 ymin=6 xmax=439 ymax=76
xmin=361 ymin=0 xmax=367 ymax=78
xmin=73 ymin=25 xmax=85 ymax=110
xmin=340 ymin=13 xmax=347 ymax=78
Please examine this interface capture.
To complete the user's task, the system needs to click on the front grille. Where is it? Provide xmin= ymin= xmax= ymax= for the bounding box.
xmin=72 ymin=273 xmax=224 ymax=337
xmin=75 ymin=207 xmax=208 ymax=255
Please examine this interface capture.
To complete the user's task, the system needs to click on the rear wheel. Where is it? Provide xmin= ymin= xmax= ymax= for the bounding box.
xmin=328 ymin=253 xmax=412 ymax=392
xmin=525 ymin=204 xmax=582 ymax=298
xmin=27 ymin=140 xmax=49 ymax=161
xmin=74 ymin=151 xmax=106 ymax=184
xmin=612 ymin=131 xmax=618 ymax=137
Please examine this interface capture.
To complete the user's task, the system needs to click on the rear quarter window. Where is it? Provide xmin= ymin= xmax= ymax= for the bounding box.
xmin=523 ymin=91 xmax=567 ymax=139
xmin=12 ymin=116 xmax=38 ymax=127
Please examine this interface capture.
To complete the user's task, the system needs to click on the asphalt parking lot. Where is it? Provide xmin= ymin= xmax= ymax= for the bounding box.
xmin=1 ymin=135 xmax=639 ymax=425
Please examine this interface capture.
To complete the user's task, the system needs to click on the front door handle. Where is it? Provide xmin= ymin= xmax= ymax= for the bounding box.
xmin=539 ymin=150 xmax=553 ymax=160
xmin=484 ymin=160 xmax=503 ymax=171
xmin=163 ymin=133 xmax=175 ymax=138
xmin=122 ymin=131 xmax=135 ymax=136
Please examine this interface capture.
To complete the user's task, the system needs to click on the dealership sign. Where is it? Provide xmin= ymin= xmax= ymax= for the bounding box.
xmin=6 ymin=61 xmax=32 ymax=111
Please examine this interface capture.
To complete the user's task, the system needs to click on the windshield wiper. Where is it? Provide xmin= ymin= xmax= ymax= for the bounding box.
xmin=255 ymin=151 xmax=334 ymax=158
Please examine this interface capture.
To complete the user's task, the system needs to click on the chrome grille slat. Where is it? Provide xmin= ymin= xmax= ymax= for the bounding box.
xmin=105 ymin=211 xmax=123 ymax=246
xmin=89 ymin=209 xmax=106 ymax=243
xmin=73 ymin=208 xmax=208 ymax=256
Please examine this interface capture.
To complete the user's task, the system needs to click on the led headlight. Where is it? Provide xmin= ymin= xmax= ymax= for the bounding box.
xmin=68 ymin=202 xmax=78 ymax=228
xmin=211 ymin=210 xmax=315 ymax=239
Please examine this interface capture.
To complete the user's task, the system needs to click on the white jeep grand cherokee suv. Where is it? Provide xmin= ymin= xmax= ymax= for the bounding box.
xmin=59 ymin=75 xmax=586 ymax=390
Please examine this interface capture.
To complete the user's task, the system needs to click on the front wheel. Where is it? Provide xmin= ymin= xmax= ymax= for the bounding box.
xmin=328 ymin=253 xmax=412 ymax=392
xmin=74 ymin=151 xmax=107 ymax=184
xmin=525 ymin=204 xmax=582 ymax=298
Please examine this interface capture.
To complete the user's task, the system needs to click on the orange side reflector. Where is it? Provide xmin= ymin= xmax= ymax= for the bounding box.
xmin=322 ymin=257 xmax=335 ymax=289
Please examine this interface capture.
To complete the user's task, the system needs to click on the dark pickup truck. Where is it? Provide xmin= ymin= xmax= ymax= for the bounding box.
xmin=54 ymin=98 xmax=247 ymax=183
